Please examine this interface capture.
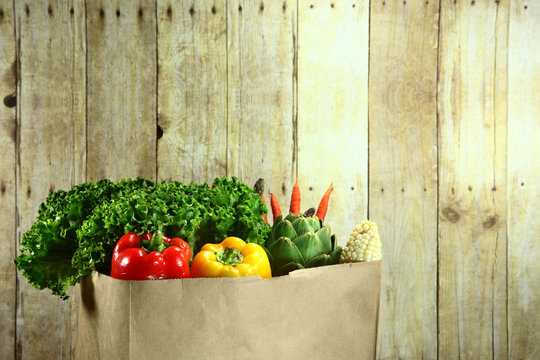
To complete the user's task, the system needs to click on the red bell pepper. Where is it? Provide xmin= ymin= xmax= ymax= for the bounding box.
xmin=111 ymin=231 xmax=191 ymax=280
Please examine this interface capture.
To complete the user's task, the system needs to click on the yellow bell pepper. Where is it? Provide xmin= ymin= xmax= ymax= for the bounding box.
xmin=191 ymin=237 xmax=272 ymax=279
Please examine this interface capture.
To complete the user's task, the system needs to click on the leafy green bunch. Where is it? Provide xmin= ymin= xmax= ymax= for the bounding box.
xmin=15 ymin=177 xmax=269 ymax=299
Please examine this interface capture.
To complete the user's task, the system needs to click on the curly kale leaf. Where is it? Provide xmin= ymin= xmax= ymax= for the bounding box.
xmin=15 ymin=177 xmax=270 ymax=299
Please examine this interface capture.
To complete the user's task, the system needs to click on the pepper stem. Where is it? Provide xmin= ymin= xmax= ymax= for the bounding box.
xmin=215 ymin=247 xmax=244 ymax=266
xmin=141 ymin=231 xmax=169 ymax=253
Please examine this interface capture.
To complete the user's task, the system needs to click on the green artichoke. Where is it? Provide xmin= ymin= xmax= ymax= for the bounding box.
xmin=265 ymin=212 xmax=343 ymax=276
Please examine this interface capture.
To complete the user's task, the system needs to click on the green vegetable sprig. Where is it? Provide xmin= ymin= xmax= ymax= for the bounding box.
xmin=15 ymin=177 xmax=270 ymax=299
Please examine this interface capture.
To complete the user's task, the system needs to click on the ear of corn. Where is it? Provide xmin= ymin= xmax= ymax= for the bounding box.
xmin=340 ymin=220 xmax=382 ymax=263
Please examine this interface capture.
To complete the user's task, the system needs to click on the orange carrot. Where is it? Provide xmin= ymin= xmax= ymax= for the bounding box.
xmin=261 ymin=193 xmax=268 ymax=223
xmin=316 ymin=183 xmax=333 ymax=221
xmin=270 ymin=192 xmax=281 ymax=222
xmin=290 ymin=177 xmax=301 ymax=216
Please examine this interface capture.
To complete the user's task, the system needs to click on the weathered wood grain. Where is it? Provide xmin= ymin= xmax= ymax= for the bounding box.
xmin=86 ymin=0 xmax=157 ymax=182
xmin=507 ymin=1 xmax=540 ymax=359
xmin=227 ymin=0 xmax=297 ymax=206
xmin=156 ymin=0 xmax=227 ymax=184
xmin=438 ymin=0 xmax=508 ymax=358
xmin=369 ymin=0 xmax=439 ymax=358
xmin=14 ymin=1 xmax=86 ymax=359
xmin=0 ymin=1 xmax=16 ymax=358
xmin=297 ymin=0 xmax=369 ymax=244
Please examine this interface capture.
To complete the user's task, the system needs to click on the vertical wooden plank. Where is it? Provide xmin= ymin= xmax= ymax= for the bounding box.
xmin=0 ymin=0 xmax=16 ymax=358
xmin=86 ymin=0 xmax=156 ymax=181
xmin=14 ymin=1 xmax=86 ymax=358
xmin=227 ymin=0 xmax=297 ymax=203
xmin=438 ymin=0 xmax=508 ymax=358
xmin=508 ymin=1 xmax=540 ymax=359
xmin=157 ymin=0 xmax=227 ymax=184
xmin=297 ymin=0 xmax=369 ymax=243
xmin=369 ymin=0 xmax=439 ymax=358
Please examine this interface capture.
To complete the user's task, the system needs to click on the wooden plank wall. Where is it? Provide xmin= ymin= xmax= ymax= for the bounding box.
xmin=0 ymin=1 xmax=539 ymax=359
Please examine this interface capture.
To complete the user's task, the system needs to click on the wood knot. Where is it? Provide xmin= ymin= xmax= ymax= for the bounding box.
xmin=442 ymin=207 xmax=460 ymax=223
xmin=482 ymin=215 xmax=498 ymax=229
xmin=3 ymin=94 xmax=16 ymax=108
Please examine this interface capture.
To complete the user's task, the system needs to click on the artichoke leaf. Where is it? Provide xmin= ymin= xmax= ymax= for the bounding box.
xmin=293 ymin=232 xmax=324 ymax=263
xmin=267 ymin=236 xmax=305 ymax=270
xmin=330 ymin=246 xmax=343 ymax=265
xmin=292 ymin=217 xmax=313 ymax=237
xmin=315 ymin=226 xmax=332 ymax=254
xmin=265 ymin=229 xmax=275 ymax=248
xmin=306 ymin=216 xmax=321 ymax=232
xmin=284 ymin=213 xmax=297 ymax=222
xmin=304 ymin=254 xmax=331 ymax=268
xmin=278 ymin=262 xmax=304 ymax=276
xmin=272 ymin=219 xmax=297 ymax=242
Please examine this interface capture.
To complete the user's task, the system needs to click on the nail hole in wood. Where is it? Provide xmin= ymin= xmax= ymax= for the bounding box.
xmin=282 ymin=2 xmax=286 ymax=12
xmin=521 ymin=182 xmax=525 ymax=186
xmin=99 ymin=8 xmax=104 ymax=17
xmin=0 ymin=182 xmax=5 ymax=195
xmin=49 ymin=185 xmax=55 ymax=193
xmin=0 ymin=9 xmax=4 ymax=19
xmin=351 ymin=186 xmax=355 ymax=191
xmin=48 ymin=5 xmax=53 ymax=16
xmin=167 ymin=6 xmax=172 ymax=17
xmin=138 ymin=7 xmax=143 ymax=17
xmin=3 ymin=94 xmax=16 ymax=108
xmin=238 ymin=5 xmax=242 ymax=12
xmin=157 ymin=125 xmax=163 ymax=140
xmin=70 ymin=7 xmax=74 ymax=15
xmin=211 ymin=5 xmax=216 ymax=14
xmin=382 ymin=1 xmax=385 ymax=6
xmin=352 ymin=3 xmax=356 ymax=7
xmin=401 ymin=188 xmax=405 ymax=192
xmin=259 ymin=2 xmax=264 ymax=13
xmin=309 ymin=4 xmax=314 ymax=9
xmin=426 ymin=1 xmax=429 ymax=4
xmin=403 ymin=0 xmax=406 ymax=4
xmin=26 ymin=186 xmax=31 ymax=198
xmin=25 ymin=4 xmax=30 ymax=16
xmin=468 ymin=185 xmax=473 ymax=191
xmin=451 ymin=187 xmax=455 ymax=194
xmin=524 ymin=4 xmax=528 ymax=9
xmin=424 ymin=187 xmax=427 ymax=192
xmin=281 ymin=183 xmax=286 ymax=195
xmin=471 ymin=0 xmax=475 ymax=5
xmin=189 ymin=6 xmax=194 ymax=16
xmin=331 ymin=3 xmax=335 ymax=8
xmin=492 ymin=186 xmax=497 ymax=191
xmin=116 ymin=9 xmax=120 ymax=17
xmin=381 ymin=188 xmax=384 ymax=193
xmin=309 ymin=186 xmax=313 ymax=191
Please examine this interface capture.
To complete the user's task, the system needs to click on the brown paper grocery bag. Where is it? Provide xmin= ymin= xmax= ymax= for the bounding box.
xmin=76 ymin=260 xmax=381 ymax=360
